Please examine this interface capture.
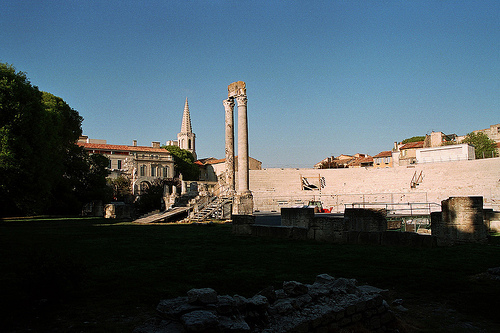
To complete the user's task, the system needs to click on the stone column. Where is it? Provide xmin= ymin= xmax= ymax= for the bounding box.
xmin=223 ymin=98 xmax=235 ymax=194
xmin=236 ymin=95 xmax=250 ymax=195
xmin=234 ymin=95 xmax=253 ymax=215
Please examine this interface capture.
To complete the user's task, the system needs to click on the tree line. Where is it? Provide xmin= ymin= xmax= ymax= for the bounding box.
xmin=0 ymin=63 xmax=111 ymax=216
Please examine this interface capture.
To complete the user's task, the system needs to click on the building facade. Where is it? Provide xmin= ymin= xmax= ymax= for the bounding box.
xmin=78 ymin=138 xmax=175 ymax=194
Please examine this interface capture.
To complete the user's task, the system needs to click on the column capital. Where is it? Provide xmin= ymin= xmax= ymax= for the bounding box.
xmin=235 ymin=95 xmax=247 ymax=106
xmin=223 ymin=98 xmax=235 ymax=109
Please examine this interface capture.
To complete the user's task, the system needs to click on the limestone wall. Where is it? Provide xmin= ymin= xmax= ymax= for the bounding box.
xmin=234 ymin=209 xmax=437 ymax=247
xmin=250 ymin=158 xmax=500 ymax=212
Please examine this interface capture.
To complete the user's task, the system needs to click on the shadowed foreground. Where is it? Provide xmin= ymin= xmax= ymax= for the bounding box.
xmin=1 ymin=218 xmax=500 ymax=332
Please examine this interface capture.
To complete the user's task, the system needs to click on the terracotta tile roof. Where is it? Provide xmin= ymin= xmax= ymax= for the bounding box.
xmin=399 ymin=141 xmax=424 ymax=150
xmin=373 ymin=151 xmax=392 ymax=158
xmin=196 ymin=157 xmax=226 ymax=165
xmin=358 ymin=156 xmax=374 ymax=163
xmin=77 ymin=142 xmax=170 ymax=154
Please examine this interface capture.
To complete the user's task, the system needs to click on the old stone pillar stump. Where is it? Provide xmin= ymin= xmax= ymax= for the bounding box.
xmin=432 ymin=196 xmax=487 ymax=246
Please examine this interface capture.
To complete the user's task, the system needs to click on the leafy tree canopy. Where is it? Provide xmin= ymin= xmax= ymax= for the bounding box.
xmin=107 ymin=175 xmax=132 ymax=202
xmin=462 ymin=132 xmax=498 ymax=159
xmin=163 ymin=145 xmax=199 ymax=181
xmin=401 ymin=136 xmax=426 ymax=144
xmin=0 ymin=63 xmax=110 ymax=216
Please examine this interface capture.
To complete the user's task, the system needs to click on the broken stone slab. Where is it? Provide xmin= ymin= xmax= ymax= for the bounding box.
xmin=213 ymin=295 xmax=236 ymax=315
xmin=331 ymin=277 xmax=358 ymax=294
xmin=315 ymin=273 xmax=335 ymax=284
xmin=269 ymin=299 xmax=295 ymax=315
xmin=247 ymin=294 xmax=269 ymax=312
xmin=283 ymin=280 xmax=309 ymax=297
xmin=187 ymin=288 xmax=218 ymax=304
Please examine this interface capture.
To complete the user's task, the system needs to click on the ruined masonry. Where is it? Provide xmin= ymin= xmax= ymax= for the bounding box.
xmin=134 ymin=274 xmax=396 ymax=333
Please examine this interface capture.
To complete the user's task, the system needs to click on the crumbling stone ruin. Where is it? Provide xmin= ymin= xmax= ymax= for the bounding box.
xmin=134 ymin=274 xmax=396 ymax=332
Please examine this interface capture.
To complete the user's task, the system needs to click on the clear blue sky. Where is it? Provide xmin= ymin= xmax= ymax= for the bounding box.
xmin=2 ymin=1 xmax=498 ymax=168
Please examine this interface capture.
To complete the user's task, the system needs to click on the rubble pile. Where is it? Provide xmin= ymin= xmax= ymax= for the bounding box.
xmin=134 ymin=274 xmax=397 ymax=332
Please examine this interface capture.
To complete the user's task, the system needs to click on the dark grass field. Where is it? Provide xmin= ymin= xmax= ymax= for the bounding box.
xmin=1 ymin=218 xmax=500 ymax=332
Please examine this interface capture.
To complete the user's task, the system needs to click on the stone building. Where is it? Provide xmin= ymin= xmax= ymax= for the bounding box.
xmin=77 ymin=138 xmax=174 ymax=194
xmin=469 ymin=123 xmax=500 ymax=143
xmin=78 ymin=98 xmax=197 ymax=194
xmin=373 ymin=151 xmax=393 ymax=168
xmin=197 ymin=156 xmax=262 ymax=182
xmin=397 ymin=141 xmax=424 ymax=165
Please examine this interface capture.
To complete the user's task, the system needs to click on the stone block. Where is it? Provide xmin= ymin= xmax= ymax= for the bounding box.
xmin=283 ymin=280 xmax=309 ymax=296
xmin=232 ymin=215 xmax=255 ymax=235
xmin=281 ymin=207 xmax=314 ymax=228
xmin=344 ymin=208 xmax=387 ymax=232
xmin=187 ymin=288 xmax=218 ymax=304
xmin=315 ymin=273 xmax=335 ymax=284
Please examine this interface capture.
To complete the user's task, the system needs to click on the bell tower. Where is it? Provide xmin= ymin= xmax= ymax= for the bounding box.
xmin=177 ymin=98 xmax=196 ymax=159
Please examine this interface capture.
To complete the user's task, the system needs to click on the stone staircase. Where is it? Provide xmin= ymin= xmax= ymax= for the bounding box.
xmin=190 ymin=195 xmax=232 ymax=222
xmin=133 ymin=206 xmax=191 ymax=224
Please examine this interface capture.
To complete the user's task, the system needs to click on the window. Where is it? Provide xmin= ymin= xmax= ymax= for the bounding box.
xmin=163 ymin=166 xmax=169 ymax=178
xmin=151 ymin=166 xmax=156 ymax=177
xmin=140 ymin=165 xmax=146 ymax=177
xmin=117 ymin=160 xmax=122 ymax=169
xmin=108 ymin=159 xmax=112 ymax=168
xmin=384 ymin=157 xmax=391 ymax=164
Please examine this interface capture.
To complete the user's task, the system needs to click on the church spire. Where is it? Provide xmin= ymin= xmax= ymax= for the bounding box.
xmin=180 ymin=97 xmax=192 ymax=133
xmin=177 ymin=97 xmax=196 ymax=159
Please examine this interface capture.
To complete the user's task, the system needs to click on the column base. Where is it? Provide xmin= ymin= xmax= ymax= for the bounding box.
xmin=233 ymin=192 xmax=254 ymax=215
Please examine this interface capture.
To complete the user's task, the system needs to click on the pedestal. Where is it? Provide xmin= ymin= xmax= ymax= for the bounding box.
xmin=234 ymin=192 xmax=254 ymax=215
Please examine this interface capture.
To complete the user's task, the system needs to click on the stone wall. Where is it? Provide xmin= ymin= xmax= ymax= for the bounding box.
xmin=484 ymin=209 xmax=500 ymax=233
xmin=250 ymin=158 xmax=500 ymax=212
xmin=234 ymin=208 xmax=437 ymax=247
xmin=281 ymin=207 xmax=315 ymax=228
xmin=135 ymin=274 xmax=396 ymax=333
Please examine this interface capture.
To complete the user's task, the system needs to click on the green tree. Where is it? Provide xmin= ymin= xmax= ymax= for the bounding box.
xmin=164 ymin=145 xmax=199 ymax=181
xmin=401 ymin=136 xmax=426 ymax=144
xmin=0 ymin=63 xmax=48 ymax=215
xmin=135 ymin=178 xmax=168 ymax=215
xmin=108 ymin=175 xmax=132 ymax=202
xmin=462 ymin=132 xmax=498 ymax=159
xmin=0 ymin=63 xmax=111 ymax=216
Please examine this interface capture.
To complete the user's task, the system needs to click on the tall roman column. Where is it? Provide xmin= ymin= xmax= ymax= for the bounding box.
xmin=236 ymin=95 xmax=250 ymax=195
xmin=223 ymin=98 xmax=235 ymax=194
